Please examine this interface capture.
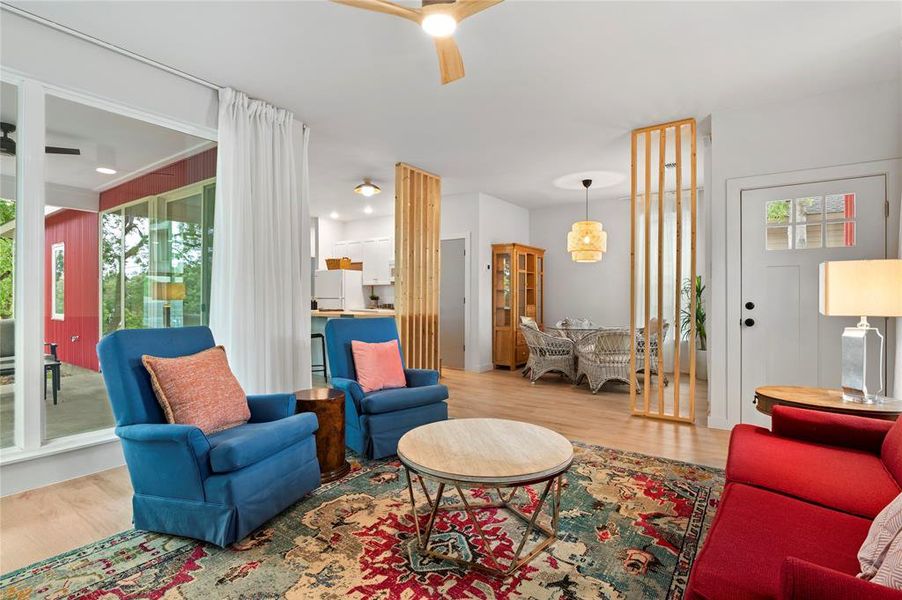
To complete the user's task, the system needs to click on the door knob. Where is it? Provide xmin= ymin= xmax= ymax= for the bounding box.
xmin=745 ymin=302 xmax=755 ymax=310
xmin=744 ymin=318 xmax=755 ymax=327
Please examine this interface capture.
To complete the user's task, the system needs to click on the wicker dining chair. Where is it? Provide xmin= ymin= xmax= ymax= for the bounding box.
xmin=636 ymin=318 xmax=670 ymax=386
xmin=576 ymin=327 xmax=635 ymax=394
xmin=520 ymin=324 xmax=577 ymax=384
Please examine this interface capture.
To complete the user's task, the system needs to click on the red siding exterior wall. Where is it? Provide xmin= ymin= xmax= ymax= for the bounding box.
xmin=99 ymin=147 xmax=217 ymax=211
xmin=44 ymin=209 xmax=100 ymax=371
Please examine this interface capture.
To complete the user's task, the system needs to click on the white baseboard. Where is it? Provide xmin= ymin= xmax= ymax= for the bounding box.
xmin=0 ymin=438 xmax=125 ymax=496
xmin=705 ymin=416 xmax=736 ymax=431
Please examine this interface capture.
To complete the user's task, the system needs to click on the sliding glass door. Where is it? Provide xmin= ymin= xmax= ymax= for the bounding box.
xmin=101 ymin=179 xmax=215 ymax=333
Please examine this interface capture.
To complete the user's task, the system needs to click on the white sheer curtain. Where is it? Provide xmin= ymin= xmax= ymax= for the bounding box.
xmin=209 ymin=87 xmax=311 ymax=394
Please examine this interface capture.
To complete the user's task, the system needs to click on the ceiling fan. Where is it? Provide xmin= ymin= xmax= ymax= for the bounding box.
xmin=0 ymin=122 xmax=81 ymax=157
xmin=332 ymin=0 xmax=502 ymax=84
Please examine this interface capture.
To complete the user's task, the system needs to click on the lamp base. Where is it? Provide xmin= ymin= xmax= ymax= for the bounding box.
xmin=841 ymin=391 xmax=883 ymax=404
xmin=840 ymin=319 xmax=884 ymax=401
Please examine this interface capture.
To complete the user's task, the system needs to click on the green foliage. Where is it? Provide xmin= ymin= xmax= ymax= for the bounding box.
xmin=0 ymin=200 xmax=14 ymax=319
xmin=766 ymin=200 xmax=790 ymax=223
xmin=680 ymin=276 xmax=707 ymax=351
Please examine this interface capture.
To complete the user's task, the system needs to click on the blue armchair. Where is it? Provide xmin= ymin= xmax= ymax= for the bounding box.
xmin=97 ymin=326 xmax=321 ymax=547
xmin=325 ymin=318 xmax=448 ymax=459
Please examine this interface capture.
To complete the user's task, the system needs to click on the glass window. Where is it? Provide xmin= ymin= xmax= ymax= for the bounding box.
xmin=0 ymin=81 xmax=17 ymax=449
xmin=794 ymin=224 xmax=822 ymax=249
xmin=766 ymin=226 xmax=791 ymax=251
xmin=51 ymin=243 xmax=65 ymax=320
xmin=766 ymin=199 xmax=791 ymax=224
xmin=794 ymin=197 xmax=822 ymax=223
xmin=44 ymin=92 xmax=215 ymax=442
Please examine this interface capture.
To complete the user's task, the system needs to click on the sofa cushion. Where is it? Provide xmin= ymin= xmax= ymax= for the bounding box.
xmin=883 ymin=420 xmax=902 ymax=486
xmin=361 ymin=384 xmax=448 ymax=415
xmin=727 ymin=424 xmax=900 ymax=519
xmin=207 ymin=412 xmax=318 ymax=473
xmin=687 ymin=483 xmax=871 ymax=600
xmin=142 ymin=346 xmax=250 ymax=434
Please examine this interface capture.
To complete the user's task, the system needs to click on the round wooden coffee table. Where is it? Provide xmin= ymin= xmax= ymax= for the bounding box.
xmin=754 ymin=386 xmax=902 ymax=421
xmin=397 ymin=418 xmax=573 ymax=576
xmin=295 ymin=388 xmax=351 ymax=483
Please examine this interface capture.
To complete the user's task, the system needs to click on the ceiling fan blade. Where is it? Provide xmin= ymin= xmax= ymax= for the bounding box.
xmin=331 ymin=0 xmax=421 ymax=23
xmin=434 ymin=36 xmax=464 ymax=84
xmin=451 ymin=0 xmax=503 ymax=22
xmin=45 ymin=146 xmax=81 ymax=155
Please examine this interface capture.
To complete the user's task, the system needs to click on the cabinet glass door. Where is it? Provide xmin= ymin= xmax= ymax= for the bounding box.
xmin=495 ymin=251 xmax=512 ymax=327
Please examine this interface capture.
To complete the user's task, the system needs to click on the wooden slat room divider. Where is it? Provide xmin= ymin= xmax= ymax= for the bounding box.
xmin=629 ymin=118 xmax=697 ymax=423
xmin=394 ymin=162 xmax=441 ymax=370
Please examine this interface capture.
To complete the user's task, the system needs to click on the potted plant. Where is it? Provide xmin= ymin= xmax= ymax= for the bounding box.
xmin=369 ymin=287 xmax=380 ymax=309
xmin=680 ymin=275 xmax=708 ymax=380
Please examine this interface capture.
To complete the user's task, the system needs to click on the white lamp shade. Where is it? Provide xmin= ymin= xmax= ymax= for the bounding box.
xmin=819 ymin=259 xmax=902 ymax=317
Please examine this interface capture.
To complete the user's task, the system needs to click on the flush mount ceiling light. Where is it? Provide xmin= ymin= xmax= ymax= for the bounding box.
xmin=553 ymin=170 xmax=624 ymax=191
xmin=567 ymin=179 xmax=607 ymax=263
xmin=96 ymin=167 xmax=117 ymax=175
xmin=330 ymin=211 xmax=340 ymax=219
xmin=363 ymin=205 xmax=374 ymax=214
xmin=354 ymin=178 xmax=381 ymax=198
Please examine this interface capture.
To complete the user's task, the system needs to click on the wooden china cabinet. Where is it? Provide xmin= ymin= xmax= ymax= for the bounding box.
xmin=492 ymin=243 xmax=545 ymax=369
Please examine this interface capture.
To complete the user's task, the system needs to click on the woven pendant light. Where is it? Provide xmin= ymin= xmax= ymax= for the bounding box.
xmin=567 ymin=179 xmax=607 ymax=263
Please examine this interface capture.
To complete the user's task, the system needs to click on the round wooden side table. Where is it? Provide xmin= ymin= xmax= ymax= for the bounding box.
xmin=754 ymin=385 xmax=902 ymax=421
xmin=295 ymin=388 xmax=351 ymax=483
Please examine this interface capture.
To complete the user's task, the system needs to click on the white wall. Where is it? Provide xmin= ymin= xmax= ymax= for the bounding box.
xmin=342 ymin=215 xmax=393 ymax=241
xmin=441 ymin=192 xmax=480 ymax=370
xmin=0 ymin=9 xmax=218 ymax=495
xmin=315 ymin=217 xmax=345 ymax=269
xmin=476 ymin=193 xmax=531 ymax=371
xmin=708 ymin=79 xmax=902 ymax=429
xmin=529 ymin=198 xmax=632 ymax=327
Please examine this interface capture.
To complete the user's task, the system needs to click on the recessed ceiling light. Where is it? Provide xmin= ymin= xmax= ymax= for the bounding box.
xmin=363 ymin=206 xmax=373 ymax=215
xmin=354 ymin=178 xmax=381 ymax=197
xmin=421 ymin=13 xmax=456 ymax=38
xmin=330 ymin=211 xmax=340 ymax=219
xmin=553 ymin=170 xmax=625 ymax=191
xmin=96 ymin=167 xmax=117 ymax=175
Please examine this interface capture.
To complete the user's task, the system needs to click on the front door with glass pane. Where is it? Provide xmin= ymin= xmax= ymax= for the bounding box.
xmin=740 ymin=176 xmax=887 ymax=426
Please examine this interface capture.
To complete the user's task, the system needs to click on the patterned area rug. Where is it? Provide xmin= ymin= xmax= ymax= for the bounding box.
xmin=2 ymin=443 xmax=723 ymax=599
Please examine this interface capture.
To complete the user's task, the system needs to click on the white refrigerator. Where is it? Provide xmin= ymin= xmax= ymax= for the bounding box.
xmin=314 ymin=269 xmax=366 ymax=310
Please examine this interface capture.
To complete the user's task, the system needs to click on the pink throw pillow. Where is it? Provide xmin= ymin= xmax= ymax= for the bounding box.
xmin=351 ymin=340 xmax=407 ymax=393
xmin=142 ymin=345 xmax=250 ymax=434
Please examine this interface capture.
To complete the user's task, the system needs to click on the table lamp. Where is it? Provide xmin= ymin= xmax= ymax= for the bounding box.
xmin=152 ymin=281 xmax=187 ymax=328
xmin=819 ymin=259 xmax=902 ymax=403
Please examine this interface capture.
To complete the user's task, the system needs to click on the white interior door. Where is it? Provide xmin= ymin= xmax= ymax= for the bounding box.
xmin=740 ymin=176 xmax=887 ymax=426
xmin=440 ymin=238 xmax=466 ymax=369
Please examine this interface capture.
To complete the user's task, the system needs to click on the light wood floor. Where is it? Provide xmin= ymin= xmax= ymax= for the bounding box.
xmin=0 ymin=368 xmax=730 ymax=573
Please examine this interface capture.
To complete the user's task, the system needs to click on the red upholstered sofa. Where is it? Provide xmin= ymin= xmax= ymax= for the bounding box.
xmin=686 ymin=406 xmax=902 ymax=600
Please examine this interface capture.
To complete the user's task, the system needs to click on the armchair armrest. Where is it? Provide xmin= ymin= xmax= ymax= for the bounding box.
xmin=247 ymin=393 xmax=297 ymax=423
xmin=781 ymin=558 xmax=902 ymax=600
xmin=771 ymin=406 xmax=892 ymax=454
xmin=331 ymin=377 xmax=365 ymax=410
xmin=405 ymin=368 xmax=440 ymax=387
xmin=115 ymin=423 xmax=211 ymax=500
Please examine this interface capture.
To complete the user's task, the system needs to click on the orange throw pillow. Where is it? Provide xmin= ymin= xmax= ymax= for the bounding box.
xmin=142 ymin=346 xmax=250 ymax=434
xmin=351 ymin=339 xmax=407 ymax=393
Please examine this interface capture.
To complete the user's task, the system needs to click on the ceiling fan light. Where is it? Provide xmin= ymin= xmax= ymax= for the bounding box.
xmin=421 ymin=13 xmax=456 ymax=38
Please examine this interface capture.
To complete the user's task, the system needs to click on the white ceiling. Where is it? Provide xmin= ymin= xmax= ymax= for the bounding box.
xmin=8 ymin=1 xmax=901 ymax=220
xmin=1 ymin=81 xmax=210 ymax=194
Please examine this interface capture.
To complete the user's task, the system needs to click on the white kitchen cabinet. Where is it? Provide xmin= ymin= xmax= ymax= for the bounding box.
xmin=334 ymin=237 xmax=394 ymax=285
